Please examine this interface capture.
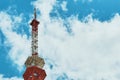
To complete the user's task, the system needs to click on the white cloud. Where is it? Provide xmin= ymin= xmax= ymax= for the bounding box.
xmin=37 ymin=13 xmax=120 ymax=80
xmin=88 ymin=0 xmax=93 ymax=2
xmin=32 ymin=0 xmax=56 ymax=22
xmin=61 ymin=1 xmax=68 ymax=11
xmin=32 ymin=0 xmax=120 ymax=80
xmin=74 ymin=0 xmax=93 ymax=3
xmin=0 ymin=11 xmax=31 ymax=71
xmin=0 ymin=74 xmax=23 ymax=80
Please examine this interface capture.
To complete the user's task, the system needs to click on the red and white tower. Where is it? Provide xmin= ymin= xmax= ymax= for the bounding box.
xmin=23 ymin=8 xmax=46 ymax=80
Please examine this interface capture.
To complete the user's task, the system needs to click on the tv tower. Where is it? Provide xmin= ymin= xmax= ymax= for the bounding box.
xmin=23 ymin=8 xmax=46 ymax=80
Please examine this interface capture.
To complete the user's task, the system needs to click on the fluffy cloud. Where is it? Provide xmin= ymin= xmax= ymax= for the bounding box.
xmin=1 ymin=0 xmax=120 ymax=80
xmin=0 ymin=75 xmax=23 ymax=80
xmin=61 ymin=1 xmax=68 ymax=11
xmin=39 ymin=14 xmax=120 ymax=80
xmin=0 ymin=11 xmax=30 ymax=71
xmin=33 ymin=0 xmax=120 ymax=80
xmin=74 ymin=0 xmax=93 ymax=3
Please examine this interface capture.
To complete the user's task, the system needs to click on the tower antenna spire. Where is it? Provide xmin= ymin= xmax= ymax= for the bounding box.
xmin=34 ymin=8 xmax=37 ymax=19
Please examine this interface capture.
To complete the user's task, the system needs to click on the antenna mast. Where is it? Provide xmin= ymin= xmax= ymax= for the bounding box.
xmin=34 ymin=8 xmax=36 ymax=19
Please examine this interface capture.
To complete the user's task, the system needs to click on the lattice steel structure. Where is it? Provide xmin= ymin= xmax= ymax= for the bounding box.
xmin=23 ymin=8 xmax=46 ymax=80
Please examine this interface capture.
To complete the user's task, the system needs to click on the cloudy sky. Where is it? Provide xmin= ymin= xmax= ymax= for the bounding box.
xmin=0 ymin=0 xmax=120 ymax=80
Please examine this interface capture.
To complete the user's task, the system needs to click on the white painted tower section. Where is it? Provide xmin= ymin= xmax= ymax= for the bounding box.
xmin=32 ymin=27 xmax=38 ymax=54
xmin=32 ymin=8 xmax=38 ymax=55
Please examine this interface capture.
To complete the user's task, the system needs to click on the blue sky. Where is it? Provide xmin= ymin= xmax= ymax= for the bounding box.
xmin=51 ymin=0 xmax=120 ymax=21
xmin=0 ymin=0 xmax=33 ymax=78
xmin=1 ymin=0 xmax=120 ymax=80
